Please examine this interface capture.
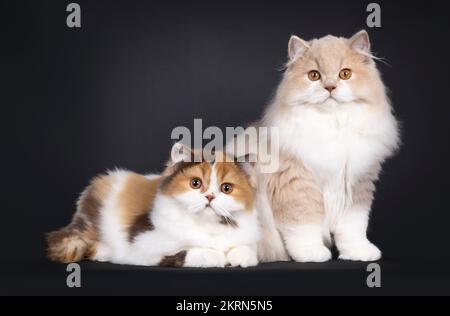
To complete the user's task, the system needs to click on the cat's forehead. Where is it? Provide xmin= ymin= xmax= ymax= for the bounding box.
xmin=215 ymin=161 xmax=245 ymax=181
xmin=182 ymin=162 xmax=212 ymax=177
xmin=185 ymin=161 xmax=244 ymax=180
xmin=164 ymin=151 xmax=248 ymax=187
xmin=304 ymin=36 xmax=359 ymax=70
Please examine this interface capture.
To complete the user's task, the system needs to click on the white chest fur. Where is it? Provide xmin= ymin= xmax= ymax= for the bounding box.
xmin=273 ymin=102 xmax=398 ymax=216
xmin=151 ymin=196 xmax=260 ymax=252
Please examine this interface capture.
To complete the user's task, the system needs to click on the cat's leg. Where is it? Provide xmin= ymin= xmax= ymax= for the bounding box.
xmin=272 ymin=175 xmax=331 ymax=263
xmin=255 ymin=177 xmax=290 ymax=262
xmin=120 ymin=230 xmax=176 ymax=266
xmin=277 ymin=195 xmax=332 ymax=262
xmin=280 ymin=223 xmax=331 ymax=263
xmin=92 ymin=243 xmax=113 ymax=262
xmin=226 ymin=245 xmax=258 ymax=268
xmin=334 ymin=177 xmax=381 ymax=262
xmin=183 ymin=248 xmax=227 ymax=268
xmin=334 ymin=203 xmax=381 ymax=261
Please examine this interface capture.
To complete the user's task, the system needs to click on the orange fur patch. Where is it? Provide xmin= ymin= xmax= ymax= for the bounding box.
xmin=77 ymin=174 xmax=113 ymax=225
xmin=161 ymin=162 xmax=212 ymax=196
xmin=119 ymin=173 xmax=161 ymax=228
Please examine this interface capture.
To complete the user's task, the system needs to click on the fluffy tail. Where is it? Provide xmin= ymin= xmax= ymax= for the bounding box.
xmin=47 ymin=219 xmax=97 ymax=263
xmin=47 ymin=174 xmax=112 ymax=263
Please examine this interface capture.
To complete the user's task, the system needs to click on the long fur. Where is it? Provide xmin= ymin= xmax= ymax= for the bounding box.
xmin=47 ymin=148 xmax=260 ymax=268
xmin=256 ymin=31 xmax=400 ymax=262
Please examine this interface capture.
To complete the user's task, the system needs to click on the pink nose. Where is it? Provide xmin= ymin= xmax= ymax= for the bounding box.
xmin=206 ymin=195 xmax=215 ymax=202
xmin=325 ymin=85 xmax=336 ymax=92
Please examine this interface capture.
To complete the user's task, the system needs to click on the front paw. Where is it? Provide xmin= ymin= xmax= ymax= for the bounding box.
xmin=289 ymin=245 xmax=332 ymax=263
xmin=184 ymin=248 xmax=226 ymax=268
xmin=338 ymin=242 xmax=382 ymax=262
xmin=227 ymin=246 xmax=258 ymax=268
xmin=92 ymin=244 xmax=112 ymax=263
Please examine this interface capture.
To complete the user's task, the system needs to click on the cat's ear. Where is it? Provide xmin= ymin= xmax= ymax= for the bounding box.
xmin=169 ymin=142 xmax=194 ymax=164
xmin=288 ymin=35 xmax=309 ymax=63
xmin=349 ymin=30 xmax=371 ymax=55
xmin=234 ymin=153 xmax=257 ymax=178
xmin=162 ymin=143 xmax=196 ymax=177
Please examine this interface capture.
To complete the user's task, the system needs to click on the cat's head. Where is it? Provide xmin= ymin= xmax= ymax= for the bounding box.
xmin=160 ymin=143 xmax=255 ymax=221
xmin=281 ymin=30 xmax=387 ymax=108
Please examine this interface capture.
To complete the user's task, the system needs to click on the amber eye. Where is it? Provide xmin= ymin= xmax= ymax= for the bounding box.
xmin=339 ymin=69 xmax=352 ymax=80
xmin=308 ymin=70 xmax=321 ymax=81
xmin=221 ymin=183 xmax=234 ymax=194
xmin=190 ymin=178 xmax=202 ymax=190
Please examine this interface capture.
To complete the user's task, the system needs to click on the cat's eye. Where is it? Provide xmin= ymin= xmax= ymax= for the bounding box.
xmin=221 ymin=183 xmax=234 ymax=194
xmin=339 ymin=69 xmax=352 ymax=80
xmin=308 ymin=70 xmax=321 ymax=81
xmin=190 ymin=178 xmax=202 ymax=190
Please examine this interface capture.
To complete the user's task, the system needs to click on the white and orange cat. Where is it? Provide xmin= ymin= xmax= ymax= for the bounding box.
xmin=47 ymin=143 xmax=259 ymax=268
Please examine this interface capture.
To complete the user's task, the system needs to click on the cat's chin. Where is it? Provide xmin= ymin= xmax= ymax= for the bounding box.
xmin=321 ymin=97 xmax=339 ymax=105
xmin=299 ymin=97 xmax=339 ymax=109
xmin=194 ymin=206 xmax=221 ymax=220
xmin=206 ymin=206 xmax=227 ymax=218
xmin=203 ymin=205 xmax=236 ymax=222
xmin=290 ymin=96 xmax=340 ymax=108
xmin=313 ymin=97 xmax=357 ymax=109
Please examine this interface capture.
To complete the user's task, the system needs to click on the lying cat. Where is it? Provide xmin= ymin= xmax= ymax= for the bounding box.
xmin=47 ymin=143 xmax=259 ymax=268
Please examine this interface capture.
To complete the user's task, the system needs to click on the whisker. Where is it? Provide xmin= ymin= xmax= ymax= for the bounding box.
xmin=187 ymin=201 xmax=207 ymax=212
xmin=213 ymin=204 xmax=233 ymax=219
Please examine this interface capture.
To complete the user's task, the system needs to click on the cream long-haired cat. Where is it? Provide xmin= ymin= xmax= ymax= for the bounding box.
xmin=47 ymin=144 xmax=259 ymax=268
xmin=252 ymin=30 xmax=400 ymax=263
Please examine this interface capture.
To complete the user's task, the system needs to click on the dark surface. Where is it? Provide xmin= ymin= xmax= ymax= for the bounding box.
xmin=1 ymin=0 xmax=450 ymax=295
xmin=2 ymin=259 xmax=450 ymax=296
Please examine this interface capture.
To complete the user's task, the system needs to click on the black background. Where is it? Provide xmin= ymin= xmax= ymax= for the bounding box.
xmin=1 ymin=0 xmax=450 ymax=296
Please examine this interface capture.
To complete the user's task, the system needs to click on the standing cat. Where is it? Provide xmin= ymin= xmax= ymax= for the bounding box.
xmin=47 ymin=143 xmax=259 ymax=268
xmin=253 ymin=30 xmax=400 ymax=262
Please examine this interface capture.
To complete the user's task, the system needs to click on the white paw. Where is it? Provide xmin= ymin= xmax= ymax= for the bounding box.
xmin=289 ymin=245 xmax=332 ymax=263
xmin=227 ymin=246 xmax=258 ymax=268
xmin=93 ymin=244 xmax=112 ymax=262
xmin=184 ymin=248 xmax=226 ymax=268
xmin=338 ymin=242 xmax=382 ymax=262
